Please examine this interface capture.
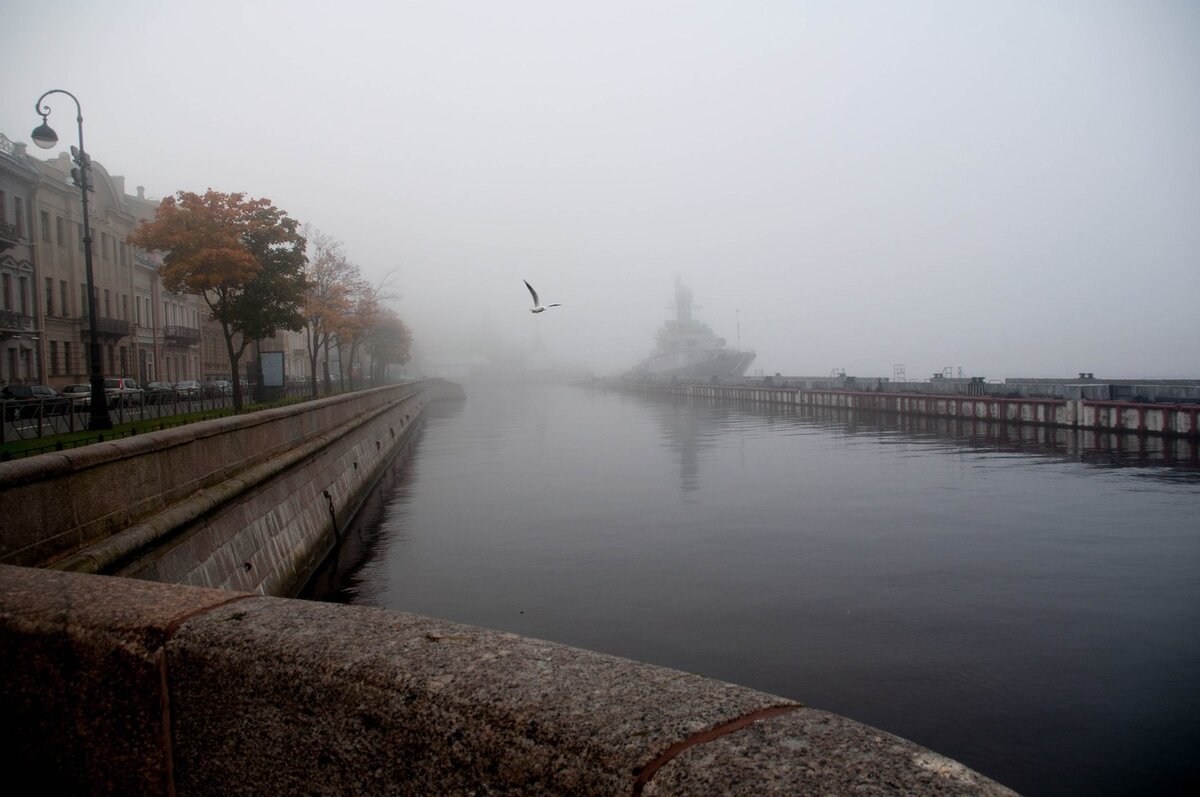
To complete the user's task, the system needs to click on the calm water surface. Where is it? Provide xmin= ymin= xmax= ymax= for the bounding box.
xmin=305 ymin=382 xmax=1200 ymax=796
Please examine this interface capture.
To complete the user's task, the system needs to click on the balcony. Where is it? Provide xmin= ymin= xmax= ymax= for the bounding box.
xmin=0 ymin=309 xmax=34 ymax=334
xmin=163 ymin=325 xmax=201 ymax=344
xmin=82 ymin=315 xmax=133 ymax=339
xmin=0 ymin=220 xmax=23 ymax=253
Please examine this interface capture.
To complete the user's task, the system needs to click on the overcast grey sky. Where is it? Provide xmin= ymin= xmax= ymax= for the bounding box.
xmin=4 ymin=1 xmax=1197 ymax=378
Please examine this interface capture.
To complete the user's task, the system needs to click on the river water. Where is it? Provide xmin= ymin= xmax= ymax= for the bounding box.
xmin=303 ymin=382 xmax=1200 ymax=796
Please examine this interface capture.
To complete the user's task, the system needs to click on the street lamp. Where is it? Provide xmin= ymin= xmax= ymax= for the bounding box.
xmin=32 ymin=89 xmax=111 ymax=430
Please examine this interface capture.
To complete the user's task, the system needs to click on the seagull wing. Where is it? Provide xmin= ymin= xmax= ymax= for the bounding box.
xmin=546 ymin=303 xmax=562 ymax=308
xmin=524 ymin=280 xmax=540 ymax=307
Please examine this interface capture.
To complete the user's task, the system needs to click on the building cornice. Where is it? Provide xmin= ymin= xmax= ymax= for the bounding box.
xmin=0 ymin=134 xmax=40 ymax=182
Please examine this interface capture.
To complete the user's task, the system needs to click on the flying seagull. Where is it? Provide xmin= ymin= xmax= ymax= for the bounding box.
xmin=524 ymin=280 xmax=561 ymax=313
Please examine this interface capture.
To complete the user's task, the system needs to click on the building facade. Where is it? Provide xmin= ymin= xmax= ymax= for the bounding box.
xmin=0 ymin=135 xmax=40 ymax=386
xmin=127 ymin=186 xmax=203 ymax=385
xmin=2 ymin=129 xmax=342 ymax=396
xmin=0 ymin=131 xmax=204 ymax=392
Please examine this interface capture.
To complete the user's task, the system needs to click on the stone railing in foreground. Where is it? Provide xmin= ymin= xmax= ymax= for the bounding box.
xmin=0 ymin=565 xmax=1018 ymax=796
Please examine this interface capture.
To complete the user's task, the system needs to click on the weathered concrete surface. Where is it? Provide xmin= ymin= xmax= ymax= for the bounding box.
xmin=0 ymin=565 xmax=1018 ymax=795
xmin=646 ymin=708 xmax=1014 ymax=795
xmin=0 ymin=564 xmax=251 ymax=795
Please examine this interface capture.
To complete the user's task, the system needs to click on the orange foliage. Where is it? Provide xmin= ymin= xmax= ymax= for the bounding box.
xmin=129 ymin=190 xmax=275 ymax=294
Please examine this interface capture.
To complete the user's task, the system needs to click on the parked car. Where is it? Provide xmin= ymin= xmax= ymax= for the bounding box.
xmin=61 ymin=383 xmax=93 ymax=411
xmin=202 ymin=379 xmax=233 ymax=398
xmin=174 ymin=380 xmax=202 ymax=399
xmin=1 ymin=384 xmax=71 ymax=419
xmin=104 ymin=377 xmax=144 ymax=408
xmin=144 ymin=381 xmax=176 ymax=405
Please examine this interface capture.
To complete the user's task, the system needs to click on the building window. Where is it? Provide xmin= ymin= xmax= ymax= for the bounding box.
xmin=45 ymin=277 xmax=54 ymax=316
xmin=122 ymin=294 xmax=129 ymax=321
xmin=18 ymin=277 xmax=28 ymax=314
xmin=49 ymin=341 xmax=58 ymax=376
xmin=81 ymin=285 xmax=87 ymax=318
xmin=14 ymin=197 xmax=25 ymax=238
xmin=0 ymin=190 xmax=7 ymax=223
xmin=56 ymin=216 xmax=65 ymax=245
xmin=60 ymin=281 xmax=69 ymax=316
xmin=2 ymin=274 xmax=11 ymax=311
xmin=41 ymin=211 xmax=51 ymax=243
xmin=64 ymin=342 xmax=72 ymax=376
xmin=104 ymin=289 xmax=111 ymax=318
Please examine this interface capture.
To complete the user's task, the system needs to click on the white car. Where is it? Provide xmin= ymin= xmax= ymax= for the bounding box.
xmin=61 ymin=383 xmax=92 ymax=410
xmin=174 ymin=380 xmax=202 ymax=399
xmin=104 ymin=377 xmax=144 ymax=408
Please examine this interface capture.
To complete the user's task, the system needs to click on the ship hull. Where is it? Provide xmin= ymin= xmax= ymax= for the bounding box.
xmin=631 ymin=349 xmax=756 ymax=381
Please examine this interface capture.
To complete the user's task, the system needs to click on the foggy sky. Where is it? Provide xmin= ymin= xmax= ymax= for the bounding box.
xmin=3 ymin=1 xmax=1197 ymax=379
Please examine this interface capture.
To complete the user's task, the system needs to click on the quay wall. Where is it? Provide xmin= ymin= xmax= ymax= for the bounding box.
xmin=0 ymin=379 xmax=463 ymax=596
xmin=0 ymin=564 xmax=1016 ymax=796
xmin=748 ymin=375 xmax=1200 ymax=403
xmin=620 ymin=382 xmax=1199 ymax=439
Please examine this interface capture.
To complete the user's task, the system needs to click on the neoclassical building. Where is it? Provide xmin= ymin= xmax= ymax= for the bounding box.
xmin=0 ymin=131 xmax=203 ymax=391
xmin=2 ymin=129 xmax=349 ymax=394
xmin=127 ymin=186 xmax=203 ymax=384
xmin=1 ymin=135 xmax=43 ymax=386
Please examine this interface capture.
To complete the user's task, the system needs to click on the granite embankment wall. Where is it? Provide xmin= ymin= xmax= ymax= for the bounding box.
xmin=0 ymin=379 xmax=461 ymax=595
xmin=625 ymin=381 xmax=1199 ymax=439
xmin=0 ymin=565 xmax=1016 ymax=795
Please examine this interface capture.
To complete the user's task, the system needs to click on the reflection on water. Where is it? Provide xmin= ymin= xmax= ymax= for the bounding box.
xmin=652 ymin=400 xmax=719 ymax=494
xmin=305 ymin=383 xmax=1200 ymax=797
xmin=300 ymin=398 xmax=464 ymax=604
xmin=650 ymin=392 xmax=1200 ymax=482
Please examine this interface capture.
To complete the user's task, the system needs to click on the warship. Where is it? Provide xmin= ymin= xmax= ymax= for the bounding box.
xmin=628 ymin=280 xmax=755 ymax=381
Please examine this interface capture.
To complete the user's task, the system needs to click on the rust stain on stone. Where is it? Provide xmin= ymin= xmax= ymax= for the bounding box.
xmin=631 ymin=703 xmax=803 ymax=795
xmin=163 ymin=593 xmax=258 ymax=638
xmin=160 ymin=593 xmax=257 ymax=797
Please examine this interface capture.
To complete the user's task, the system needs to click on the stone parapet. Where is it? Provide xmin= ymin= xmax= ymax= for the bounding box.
xmin=0 ymin=565 xmax=1018 ymax=796
xmin=0 ymin=380 xmax=463 ymax=596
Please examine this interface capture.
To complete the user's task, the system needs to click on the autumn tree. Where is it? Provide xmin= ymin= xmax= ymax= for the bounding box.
xmin=130 ymin=190 xmax=308 ymax=410
xmin=301 ymin=227 xmax=361 ymax=399
xmin=365 ymin=309 xmax=413 ymax=383
xmin=335 ymin=271 xmax=401 ymax=391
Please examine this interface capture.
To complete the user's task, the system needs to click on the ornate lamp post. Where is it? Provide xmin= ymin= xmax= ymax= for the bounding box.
xmin=31 ymin=89 xmax=112 ymax=430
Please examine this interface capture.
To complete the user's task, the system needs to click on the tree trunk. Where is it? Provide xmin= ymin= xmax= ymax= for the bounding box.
xmin=223 ymin=325 xmax=246 ymax=411
xmin=322 ymin=337 xmax=332 ymax=395
xmin=346 ymin=338 xmax=360 ymax=391
xmin=307 ymin=332 xmax=321 ymax=401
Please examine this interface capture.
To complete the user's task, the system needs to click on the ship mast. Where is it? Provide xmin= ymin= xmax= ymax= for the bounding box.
xmin=674 ymin=278 xmax=693 ymax=323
